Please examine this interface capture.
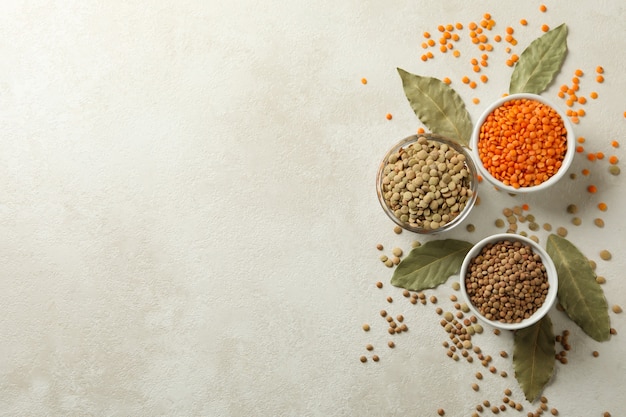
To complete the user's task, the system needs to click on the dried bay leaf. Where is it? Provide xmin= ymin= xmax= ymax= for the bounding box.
xmin=391 ymin=239 xmax=472 ymax=291
xmin=397 ymin=68 xmax=473 ymax=146
xmin=509 ymin=24 xmax=568 ymax=94
xmin=513 ymin=315 xmax=555 ymax=402
xmin=546 ymin=234 xmax=610 ymax=341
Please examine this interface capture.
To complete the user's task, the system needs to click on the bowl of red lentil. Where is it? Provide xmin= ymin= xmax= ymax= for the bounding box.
xmin=376 ymin=133 xmax=478 ymax=234
xmin=470 ymin=93 xmax=575 ymax=193
xmin=459 ymin=233 xmax=558 ymax=331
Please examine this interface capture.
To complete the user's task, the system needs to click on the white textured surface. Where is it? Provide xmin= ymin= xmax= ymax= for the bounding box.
xmin=1 ymin=1 xmax=625 ymax=416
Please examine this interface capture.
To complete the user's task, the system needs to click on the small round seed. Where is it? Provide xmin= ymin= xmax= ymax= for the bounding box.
xmin=504 ymin=388 xmax=512 ymax=396
xmin=360 ymin=356 xmax=367 ymax=363
xmin=466 ymin=224 xmax=476 ymax=232
xmin=435 ymin=307 xmax=443 ymax=315
xmin=600 ymin=250 xmax=612 ymax=260
xmin=362 ymin=324 xmax=370 ymax=331
xmin=500 ymin=351 xmax=508 ymax=358
xmin=476 ymin=405 xmax=483 ymax=412
xmin=594 ymin=218 xmax=605 ymax=228
xmin=475 ymin=372 xmax=483 ymax=380
xmin=376 ymin=244 xmax=383 ymax=251
xmin=387 ymin=296 xmax=393 ymax=303
xmin=411 ymin=240 xmax=421 ymax=248
xmin=402 ymin=289 xmax=410 ymax=297
xmin=566 ymin=204 xmax=578 ymax=214
xmin=571 ymin=217 xmax=581 ymax=226
xmin=609 ymin=165 xmax=620 ymax=175
xmin=500 ymin=371 xmax=508 ymax=377
xmin=430 ymin=295 xmax=438 ymax=303
xmin=603 ymin=412 xmax=611 ymax=417
xmin=388 ymin=341 xmax=395 ymax=348
xmin=612 ymin=305 xmax=623 ymax=314
xmin=610 ymin=327 xmax=617 ymax=335
xmin=366 ymin=344 xmax=374 ymax=351
xmin=393 ymin=226 xmax=402 ymax=234
xmin=589 ymin=259 xmax=597 ymax=270
xmin=384 ymin=260 xmax=393 ymax=267
xmin=494 ymin=329 xmax=501 ymax=335
xmin=495 ymin=218 xmax=505 ymax=228
xmin=372 ymin=355 xmax=379 ymax=362
xmin=556 ymin=226 xmax=568 ymax=237
xmin=392 ymin=247 xmax=403 ymax=257
xmin=437 ymin=409 xmax=445 ymax=416
xmin=396 ymin=314 xmax=404 ymax=322
xmin=596 ymin=276 xmax=606 ymax=284
xmin=592 ymin=351 xmax=599 ymax=357
xmin=444 ymin=312 xmax=454 ymax=322
xmin=489 ymin=366 xmax=497 ymax=373
xmin=380 ymin=310 xmax=387 ymax=317
xmin=376 ymin=281 xmax=383 ymax=288
xmin=472 ymin=383 xmax=479 ymax=391
xmin=451 ymin=282 xmax=461 ymax=291
xmin=483 ymin=400 xmax=490 ymax=407
xmin=491 ymin=406 xmax=499 ymax=413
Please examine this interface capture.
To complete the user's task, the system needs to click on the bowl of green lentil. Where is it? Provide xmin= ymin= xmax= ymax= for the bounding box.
xmin=459 ymin=233 xmax=558 ymax=331
xmin=470 ymin=93 xmax=575 ymax=193
xmin=376 ymin=133 xmax=478 ymax=234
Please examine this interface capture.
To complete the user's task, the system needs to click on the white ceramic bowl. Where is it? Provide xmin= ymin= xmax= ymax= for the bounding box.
xmin=459 ymin=233 xmax=558 ymax=331
xmin=376 ymin=133 xmax=478 ymax=234
xmin=470 ymin=93 xmax=575 ymax=193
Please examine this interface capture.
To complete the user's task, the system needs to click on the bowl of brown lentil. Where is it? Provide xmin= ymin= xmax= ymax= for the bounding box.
xmin=470 ymin=93 xmax=575 ymax=193
xmin=459 ymin=233 xmax=558 ymax=331
xmin=376 ymin=133 xmax=478 ymax=234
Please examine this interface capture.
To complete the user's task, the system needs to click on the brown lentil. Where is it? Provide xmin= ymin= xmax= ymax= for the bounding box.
xmin=464 ymin=240 xmax=549 ymax=323
xmin=437 ymin=409 xmax=445 ymax=416
xmin=600 ymin=250 xmax=612 ymax=260
xmin=472 ymin=383 xmax=479 ymax=391
xmin=402 ymin=289 xmax=410 ymax=297
xmin=543 ymin=223 xmax=552 ymax=231
xmin=430 ymin=295 xmax=438 ymax=303
xmin=362 ymin=324 xmax=370 ymax=331
xmin=376 ymin=281 xmax=383 ymax=288
xmin=376 ymin=244 xmax=384 ymax=250
xmin=612 ymin=305 xmax=623 ymax=314
xmin=360 ymin=356 xmax=367 ymax=363
xmin=476 ymin=372 xmax=483 ymax=379
xmin=596 ymin=276 xmax=606 ymax=284
xmin=571 ymin=217 xmax=581 ymax=226
xmin=467 ymin=223 xmax=476 ymax=232
xmin=500 ymin=371 xmax=508 ymax=377
xmin=592 ymin=350 xmax=599 ymax=357
xmin=387 ymin=296 xmax=393 ymax=303
xmin=388 ymin=340 xmax=395 ymax=348
xmin=393 ymin=226 xmax=402 ymax=234
xmin=435 ymin=307 xmax=443 ymax=314
xmin=610 ymin=327 xmax=617 ymax=335
xmin=556 ymin=226 xmax=568 ymax=237
xmin=594 ymin=218 xmax=605 ymax=228
xmin=372 ymin=355 xmax=380 ymax=362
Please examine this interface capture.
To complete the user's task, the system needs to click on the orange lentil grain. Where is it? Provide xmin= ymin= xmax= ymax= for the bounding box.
xmin=456 ymin=22 xmax=463 ymax=30
xmin=421 ymin=42 xmax=428 ymax=49
xmin=577 ymin=137 xmax=585 ymax=143
xmin=582 ymin=169 xmax=590 ymax=176
xmin=511 ymin=54 xmax=519 ymax=62
xmin=476 ymin=27 xmax=483 ymax=34
xmin=480 ymin=19 xmax=488 ymax=28
xmin=477 ymin=98 xmax=568 ymax=188
xmin=559 ymin=85 xmax=568 ymax=93
xmin=541 ymin=24 xmax=549 ymax=32
xmin=428 ymin=39 xmax=436 ymax=47
xmin=570 ymin=116 xmax=579 ymax=124
xmin=572 ymin=83 xmax=579 ymax=92
xmin=484 ymin=13 xmax=491 ymax=20
xmin=576 ymin=146 xmax=584 ymax=153
xmin=520 ymin=19 xmax=528 ymax=25
xmin=505 ymin=47 xmax=511 ymax=53
xmin=443 ymin=31 xmax=452 ymax=39
xmin=596 ymin=75 xmax=604 ymax=83
xmin=485 ymin=44 xmax=493 ymax=51
xmin=462 ymin=76 xmax=470 ymax=84
xmin=565 ymin=99 xmax=574 ymax=107
xmin=598 ymin=202 xmax=608 ymax=211
xmin=506 ymin=59 xmax=514 ymax=67
xmin=611 ymin=140 xmax=619 ymax=148
xmin=443 ymin=77 xmax=451 ymax=85
xmin=473 ymin=65 xmax=480 ymax=72
xmin=596 ymin=152 xmax=605 ymax=159
xmin=587 ymin=153 xmax=596 ymax=161
xmin=578 ymin=96 xmax=587 ymax=104
xmin=505 ymin=34 xmax=514 ymax=43
xmin=589 ymin=92 xmax=598 ymax=99
xmin=417 ymin=127 xmax=425 ymax=134
xmin=423 ymin=32 xmax=431 ymax=38
xmin=478 ymin=44 xmax=485 ymax=51
xmin=609 ymin=155 xmax=619 ymax=164
xmin=577 ymin=109 xmax=586 ymax=117
xmin=438 ymin=25 xmax=445 ymax=32
xmin=506 ymin=27 xmax=514 ymax=34
xmin=540 ymin=4 xmax=547 ymax=12
xmin=473 ymin=98 xmax=480 ymax=104
xmin=471 ymin=58 xmax=478 ymax=65
xmin=481 ymin=60 xmax=488 ymax=67
xmin=361 ymin=78 xmax=368 ymax=84
xmin=596 ymin=66 xmax=604 ymax=74
xmin=575 ymin=69 xmax=583 ymax=77
xmin=480 ymin=75 xmax=488 ymax=83
xmin=469 ymin=81 xmax=477 ymax=89
xmin=446 ymin=24 xmax=454 ymax=32
xmin=452 ymin=33 xmax=460 ymax=41
xmin=386 ymin=113 xmax=392 ymax=120
xmin=453 ymin=50 xmax=461 ymax=57
xmin=427 ymin=51 xmax=434 ymax=58
xmin=572 ymin=77 xmax=580 ymax=84
xmin=440 ymin=45 xmax=448 ymax=53
xmin=587 ymin=185 xmax=597 ymax=193
xmin=522 ymin=204 xmax=530 ymax=211
xmin=557 ymin=91 xmax=565 ymax=99
xmin=494 ymin=35 xmax=502 ymax=42
xmin=469 ymin=22 xmax=477 ymax=30
xmin=471 ymin=37 xmax=480 ymax=45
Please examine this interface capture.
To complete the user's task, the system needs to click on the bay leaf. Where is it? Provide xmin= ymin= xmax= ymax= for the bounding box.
xmin=546 ymin=234 xmax=611 ymax=341
xmin=509 ymin=23 xmax=568 ymax=94
xmin=397 ymin=68 xmax=473 ymax=146
xmin=390 ymin=239 xmax=472 ymax=291
xmin=513 ymin=315 xmax=555 ymax=402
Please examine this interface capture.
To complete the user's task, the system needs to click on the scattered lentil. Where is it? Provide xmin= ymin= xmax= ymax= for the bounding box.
xmin=609 ymin=165 xmax=621 ymax=175
xmin=612 ymin=305 xmax=623 ymax=314
xmin=386 ymin=296 xmax=393 ymax=303
xmin=394 ymin=226 xmax=402 ymax=234
xmin=430 ymin=295 xmax=438 ymax=304
xmin=556 ymin=226 xmax=568 ymax=237
xmin=376 ymin=281 xmax=383 ymax=288
xmin=392 ymin=247 xmax=403 ymax=257
xmin=451 ymin=282 xmax=461 ymax=291
xmin=594 ymin=218 xmax=605 ymax=228
xmin=360 ymin=356 xmax=367 ymax=363
xmin=600 ymin=250 xmax=612 ymax=260
xmin=571 ymin=217 xmax=582 ymax=226
xmin=388 ymin=340 xmax=395 ymax=348
xmin=362 ymin=324 xmax=370 ymax=331
xmin=372 ymin=355 xmax=379 ymax=362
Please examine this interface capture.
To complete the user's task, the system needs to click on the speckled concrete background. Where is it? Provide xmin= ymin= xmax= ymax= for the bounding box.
xmin=1 ymin=1 xmax=624 ymax=416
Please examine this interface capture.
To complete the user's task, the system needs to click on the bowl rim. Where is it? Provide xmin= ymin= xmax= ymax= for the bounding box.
xmin=469 ymin=93 xmax=575 ymax=194
xmin=376 ymin=133 xmax=478 ymax=234
xmin=459 ymin=233 xmax=558 ymax=331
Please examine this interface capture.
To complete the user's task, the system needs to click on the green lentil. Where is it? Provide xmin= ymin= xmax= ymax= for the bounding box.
xmin=609 ymin=165 xmax=621 ymax=175
xmin=556 ymin=226 xmax=568 ymax=237
xmin=502 ymin=208 xmax=513 ymax=216
xmin=513 ymin=206 xmax=523 ymax=215
xmin=529 ymin=222 xmax=540 ymax=231
xmin=466 ymin=224 xmax=476 ymax=232
xmin=500 ymin=371 xmax=508 ymax=377
xmin=507 ymin=215 xmax=517 ymax=224
xmin=543 ymin=223 xmax=552 ymax=231
xmin=570 ymin=173 xmax=577 ymax=179
xmin=452 ymin=282 xmax=461 ymax=291
xmin=519 ymin=230 xmax=528 ymax=237
xmin=571 ymin=217 xmax=582 ymax=226
xmin=566 ymin=204 xmax=578 ymax=214
xmin=444 ymin=311 xmax=454 ymax=322
xmin=596 ymin=276 xmax=606 ymax=284
xmin=393 ymin=226 xmax=402 ymax=234
xmin=392 ymin=247 xmax=403 ymax=257
xmin=594 ymin=218 xmax=605 ymax=227
xmin=391 ymin=256 xmax=400 ymax=265
xmin=600 ymin=250 xmax=612 ymax=260
xmin=495 ymin=218 xmax=505 ymax=228
xmin=526 ymin=214 xmax=536 ymax=222
xmin=474 ymin=324 xmax=484 ymax=334
xmin=461 ymin=303 xmax=470 ymax=313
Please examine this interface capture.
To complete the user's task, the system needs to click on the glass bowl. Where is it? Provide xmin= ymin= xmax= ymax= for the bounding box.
xmin=376 ymin=133 xmax=478 ymax=234
xmin=459 ymin=233 xmax=558 ymax=331
xmin=470 ymin=93 xmax=575 ymax=193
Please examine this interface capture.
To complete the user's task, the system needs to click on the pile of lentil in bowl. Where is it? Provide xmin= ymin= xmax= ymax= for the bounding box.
xmin=377 ymin=134 xmax=477 ymax=233
xmin=463 ymin=239 xmax=550 ymax=324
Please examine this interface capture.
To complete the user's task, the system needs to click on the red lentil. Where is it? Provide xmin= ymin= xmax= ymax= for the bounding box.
xmin=541 ymin=24 xmax=549 ymax=32
xmin=477 ymin=98 xmax=568 ymax=188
